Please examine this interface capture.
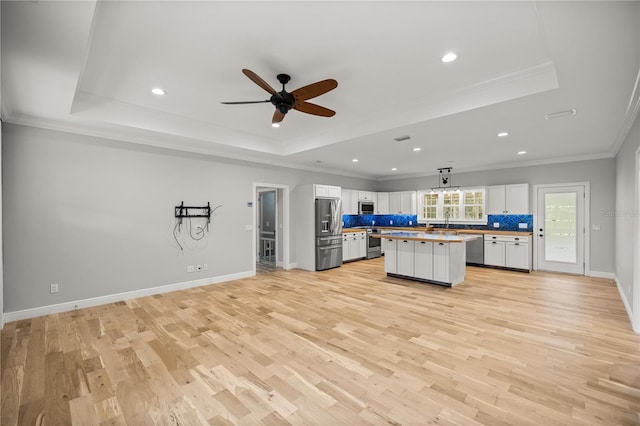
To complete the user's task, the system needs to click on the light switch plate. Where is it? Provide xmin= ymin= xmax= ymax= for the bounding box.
xmin=518 ymin=223 xmax=528 ymax=229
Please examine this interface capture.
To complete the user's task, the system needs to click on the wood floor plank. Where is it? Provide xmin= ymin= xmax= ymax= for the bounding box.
xmin=2 ymin=259 xmax=639 ymax=424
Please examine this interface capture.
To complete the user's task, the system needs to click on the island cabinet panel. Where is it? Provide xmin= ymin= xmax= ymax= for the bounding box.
xmin=433 ymin=241 xmax=466 ymax=284
xmin=433 ymin=242 xmax=450 ymax=283
xmin=397 ymin=239 xmax=415 ymax=277
xmin=384 ymin=238 xmax=398 ymax=274
xmin=414 ymin=241 xmax=433 ymax=280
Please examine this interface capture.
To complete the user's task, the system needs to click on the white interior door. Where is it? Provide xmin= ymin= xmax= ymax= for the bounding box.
xmin=536 ymin=185 xmax=585 ymax=274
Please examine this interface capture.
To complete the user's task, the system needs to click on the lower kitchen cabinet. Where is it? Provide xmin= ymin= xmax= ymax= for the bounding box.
xmin=484 ymin=234 xmax=531 ymax=270
xmin=506 ymin=241 xmax=530 ymax=270
xmin=343 ymin=232 xmax=366 ymax=262
xmin=484 ymin=239 xmax=506 ymax=267
xmin=433 ymin=242 xmax=465 ymax=284
xmin=414 ymin=241 xmax=433 ymax=280
xmin=384 ymin=238 xmax=397 ymax=273
xmin=396 ymin=239 xmax=415 ymax=277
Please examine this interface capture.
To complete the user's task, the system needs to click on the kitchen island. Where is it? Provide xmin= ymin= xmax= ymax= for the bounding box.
xmin=373 ymin=231 xmax=479 ymax=287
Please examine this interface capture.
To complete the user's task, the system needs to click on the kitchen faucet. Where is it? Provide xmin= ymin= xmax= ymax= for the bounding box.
xmin=444 ymin=210 xmax=450 ymax=228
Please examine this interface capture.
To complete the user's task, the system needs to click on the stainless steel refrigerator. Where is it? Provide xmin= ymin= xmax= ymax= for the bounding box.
xmin=315 ymin=198 xmax=343 ymax=271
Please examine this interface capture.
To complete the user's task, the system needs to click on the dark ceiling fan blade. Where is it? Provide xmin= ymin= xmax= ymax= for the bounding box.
xmin=293 ymin=101 xmax=335 ymax=117
xmin=221 ymin=100 xmax=270 ymax=105
xmin=272 ymin=109 xmax=286 ymax=124
xmin=242 ymin=69 xmax=277 ymax=95
xmin=291 ymin=79 xmax=338 ymax=101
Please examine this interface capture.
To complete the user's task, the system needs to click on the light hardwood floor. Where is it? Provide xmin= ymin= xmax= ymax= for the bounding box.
xmin=2 ymin=258 xmax=639 ymax=425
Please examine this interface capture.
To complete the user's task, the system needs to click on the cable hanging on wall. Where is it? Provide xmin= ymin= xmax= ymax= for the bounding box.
xmin=172 ymin=201 xmax=222 ymax=253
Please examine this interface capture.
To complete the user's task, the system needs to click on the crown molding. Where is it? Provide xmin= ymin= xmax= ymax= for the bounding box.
xmin=610 ymin=66 xmax=640 ymax=157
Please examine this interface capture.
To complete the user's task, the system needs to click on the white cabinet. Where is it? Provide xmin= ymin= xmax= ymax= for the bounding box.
xmin=484 ymin=234 xmax=531 ymax=270
xmin=506 ymin=241 xmax=530 ymax=270
xmin=343 ymin=231 xmax=366 ymax=262
xmin=389 ymin=191 xmax=417 ymax=214
xmin=396 ymin=239 xmax=415 ymax=277
xmin=314 ymin=184 xmax=341 ymax=199
xmin=341 ymin=189 xmax=358 ymax=215
xmin=384 ymin=238 xmax=397 ymax=273
xmin=487 ymin=184 xmax=529 ymax=215
xmin=484 ymin=239 xmax=506 ymax=267
xmin=355 ymin=232 xmax=366 ymax=259
xmin=414 ymin=241 xmax=433 ymax=280
xmin=382 ymin=237 xmax=467 ymax=286
xmin=433 ymin=241 xmax=466 ymax=284
xmin=377 ymin=192 xmax=389 ymax=214
xmin=358 ymin=191 xmax=375 ymax=201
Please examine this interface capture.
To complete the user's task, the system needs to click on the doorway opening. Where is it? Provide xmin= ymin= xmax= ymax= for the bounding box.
xmin=533 ymin=182 xmax=589 ymax=275
xmin=253 ymin=183 xmax=290 ymax=275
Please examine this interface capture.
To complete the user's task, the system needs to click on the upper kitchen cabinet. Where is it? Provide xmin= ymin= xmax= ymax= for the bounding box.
xmin=358 ymin=191 xmax=375 ymax=201
xmin=377 ymin=192 xmax=389 ymax=214
xmin=341 ymin=189 xmax=358 ymax=215
xmin=487 ymin=184 xmax=529 ymax=215
xmin=389 ymin=191 xmax=417 ymax=215
xmin=314 ymin=184 xmax=341 ymax=199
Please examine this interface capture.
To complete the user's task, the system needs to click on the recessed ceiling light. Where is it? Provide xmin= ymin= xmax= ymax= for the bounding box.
xmin=441 ymin=52 xmax=457 ymax=63
xmin=413 ymin=147 xmax=421 ymax=152
xmin=391 ymin=167 xmax=397 ymax=171
xmin=497 ymin=132 xmax=509 ymax=137
xmin=517 ymin=151 xmax=527 ymax=155
xmin=151 ymin=87 xmax=166 ymax=96
xmin=352 ymin=158 xmax=359 ymax=162
xmin=272 ymin=123 xmax=280 ymax=128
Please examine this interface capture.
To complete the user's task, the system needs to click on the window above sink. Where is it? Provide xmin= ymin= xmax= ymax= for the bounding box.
xmin=417 ymin=187 xmax=487 ymax=225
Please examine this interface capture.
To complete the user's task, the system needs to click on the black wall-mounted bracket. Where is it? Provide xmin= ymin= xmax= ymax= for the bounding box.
xmin=175 ymin=201 xmax=211 ymax=232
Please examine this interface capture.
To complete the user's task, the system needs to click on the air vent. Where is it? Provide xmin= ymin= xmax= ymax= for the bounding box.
xmin=394 ymin=135 xmax=411 ymax=142
xmin=545 ymin=109 xmax=576 ymax=119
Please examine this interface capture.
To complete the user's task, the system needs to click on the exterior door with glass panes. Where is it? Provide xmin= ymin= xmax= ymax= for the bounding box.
xmin=536 ymin=185 xmax=585 ymax=274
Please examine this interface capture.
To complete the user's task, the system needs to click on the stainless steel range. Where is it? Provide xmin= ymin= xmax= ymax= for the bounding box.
xmin=366 ymin=228 xmax=382 ymax=259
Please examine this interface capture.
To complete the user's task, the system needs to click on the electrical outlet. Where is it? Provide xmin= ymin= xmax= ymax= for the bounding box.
xmin=390 ymin=220 xmax=393 ymax=225
xmin=187 ymin=265 xmax=195 ymax=273
xmin=50 ymin=283 xmax=59 ymax=294
xmin=518 ymin=223 xmax=528 ymax=229
xmin=245 ymin=224 xmax=253 ymax=231
xmin=203 ymin=263 xmax=208 ymax=271
xmin=493 ymin=222 xmax=500 ymax=228
xmin=196 ymin=264 xmax=202 ymax=272
xmin=409 ymin=221 xmax=412 ymax=225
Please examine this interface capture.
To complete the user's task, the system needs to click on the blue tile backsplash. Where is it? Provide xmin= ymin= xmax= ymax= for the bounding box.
xmin=343 ymin=214 xmax=418 ymax=228
xmin=343 ymin=214 xmax=533 ymax=232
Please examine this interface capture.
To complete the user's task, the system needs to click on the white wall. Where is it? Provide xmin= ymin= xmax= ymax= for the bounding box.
xmin=1 ymin=124 xmax=376 ymax=316
xmin=378 ymin=158 xmax=617 ymax=274
xmin=615 ymin=112 xmax=640 ymax=331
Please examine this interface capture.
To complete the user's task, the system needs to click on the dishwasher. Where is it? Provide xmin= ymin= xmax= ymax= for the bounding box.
xmin=466 ymin=235 xmax=484 ymax=266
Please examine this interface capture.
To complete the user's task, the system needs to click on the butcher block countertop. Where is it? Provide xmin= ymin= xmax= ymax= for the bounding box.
xmin=342 ymin=227 xmax=531 ymax=236
xmin=455 ymin=229 xmax=533 ymax=236
xmin=343 ymin=226 xmax=433 ymax=234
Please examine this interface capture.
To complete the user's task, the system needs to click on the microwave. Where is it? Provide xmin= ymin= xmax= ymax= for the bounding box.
xmin=358 ymin=201 xmax=374 ymax=215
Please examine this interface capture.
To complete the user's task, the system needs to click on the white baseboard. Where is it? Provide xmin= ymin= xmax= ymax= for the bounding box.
xmin=589 ymin=270 xmax=616 ymax=279
xmin=3 ymin=271 xmax=254 ymax=324
xmin=614 ymin=274 xmax=634 ymax=331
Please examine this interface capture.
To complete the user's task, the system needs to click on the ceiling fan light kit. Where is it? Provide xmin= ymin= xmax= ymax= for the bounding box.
xmin=221 ymin=69 xmax=338 ymax=125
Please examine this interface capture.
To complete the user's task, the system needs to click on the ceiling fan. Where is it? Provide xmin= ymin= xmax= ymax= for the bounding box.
xmin=221 ymin=69 xmax=338 ymax=125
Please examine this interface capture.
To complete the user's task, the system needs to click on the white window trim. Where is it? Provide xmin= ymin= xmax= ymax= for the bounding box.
xmin=417 ymin=187 xmax=487 ymax=225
